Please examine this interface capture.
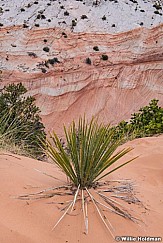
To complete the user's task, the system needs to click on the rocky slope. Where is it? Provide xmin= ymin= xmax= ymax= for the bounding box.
xmin=0 ymin=0 xmax=163 ymax=33
xmin=0 ymin=0 xmax=163 ymax=133
xmin=0 ymin=24 xmax=163 ymax=133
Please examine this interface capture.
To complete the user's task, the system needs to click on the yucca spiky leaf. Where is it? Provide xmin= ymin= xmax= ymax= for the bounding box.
xmin=45 ymin=117 xmax=137 ymax=188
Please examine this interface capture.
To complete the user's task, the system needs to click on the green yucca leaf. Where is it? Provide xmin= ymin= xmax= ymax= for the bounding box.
xmin=45 ymin=117 xmax=137 ymax=188
xmin=46 ymin=136 xmax=77 ymax=183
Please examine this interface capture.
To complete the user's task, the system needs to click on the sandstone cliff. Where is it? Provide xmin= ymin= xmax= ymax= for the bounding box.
xmin=0 ymin=24 xmax=163 ymax=133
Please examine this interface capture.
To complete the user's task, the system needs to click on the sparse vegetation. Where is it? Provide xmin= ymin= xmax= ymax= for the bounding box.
xmin=154 ymin=10 xmax=160 ymax=14
xmin=43 ymin=46 xmax=50 ymax=52
xmin=85 ymin=57 xmax=92 ymax=64
xmin=72 ymin=19 xmax=77 ymax=27
xmin=62 ymin=32 xmax=67 ymax=38
xmin=23 ymin=24 xmax=29 ymax=28
xmin=16 ymin=99 xmax=163 ymax=234
xmin=41 ymin=68 xmax=47 ymax=73
xmin=43 ymin=58 xmax=60 ymax=68
xmin=0 ymin=83 xmax=46 ymax=159
xmin=153 ymin=4 xmax=162 ymax=10
xmin=27 ymin=52 xmax=37 ymax=58
xmin=81 ymin=15 xmax=88 ymax=19
xmin=101 ymin=54 xmax=108 ymax=60
xmin=47 ymin=57 xmax=60 ymax=65
xmin=41 ymin=14 xmax=46 ymax=19
xmin=64 ymin=11 xmax=69 ymax=16
xmin=35 ymin=117 xmax=138 ymax=235
xmin=113 ymin=99 xmax=163 ymax=141
xmin=93 ymin=46 xmax=99 ymax=51
xmin=102 ymin=15 xmax=106 ymax=20
xmin=44 ymin=117 xmax=134 ymax=189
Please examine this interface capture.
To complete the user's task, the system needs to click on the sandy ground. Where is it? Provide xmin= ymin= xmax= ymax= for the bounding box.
xmin=0 ymin=135 xmax=163 ymax=243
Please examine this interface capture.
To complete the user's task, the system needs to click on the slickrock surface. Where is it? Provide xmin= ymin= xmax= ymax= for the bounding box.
xmin=0 ymin=24 xmax=163 ymax=132
xmin=0 ymin=0 xmax=163 ymax=33
xmin=0 ymin=135 xmax=163 ymax=243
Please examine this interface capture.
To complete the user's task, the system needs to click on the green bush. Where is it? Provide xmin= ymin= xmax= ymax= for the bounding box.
xmin=101 ymin=54 xmax=108 ymax=60
xmin=93 ymin=46 xmax=99 ymax=51
xmin=113 ymin=99 xmax=163 ymax=140
xmin=0 ymin=83 xmax=46 ymax=158
xmin=85 ymin=57 xmax=91 ymax=65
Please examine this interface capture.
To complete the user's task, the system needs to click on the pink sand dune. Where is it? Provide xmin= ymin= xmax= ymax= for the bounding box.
xmin=0 ymin=136 xmax=163 ymax=243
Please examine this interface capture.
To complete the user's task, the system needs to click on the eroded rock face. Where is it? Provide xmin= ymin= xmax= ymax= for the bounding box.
xmin=0 ymin=0 xmax=162 ymax=33
xmin=0 ymin=24 xmax=163 ymax=133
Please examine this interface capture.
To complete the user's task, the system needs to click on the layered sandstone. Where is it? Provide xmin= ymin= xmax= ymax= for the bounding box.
xmin=0 ymin=24 xmax=163 ymax=133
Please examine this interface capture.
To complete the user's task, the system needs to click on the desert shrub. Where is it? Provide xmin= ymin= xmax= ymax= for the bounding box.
xmin=27 ymin=52 xmax=37 ymax=58
xmin=153 ymin=4 xmax=162 ymax=10
xmin=41 ymin=68 xmax=47 ymax=73
xmin=0 ymin=108 xmax=33 ymax=156
xmin=64 ymin=11 xmax=69 ymax=16
xmin=72 ymin=20 xmax=77 ymax=27
xmin=85 ymin=57 xmax=91 ymax=65
xmin=154 ymin=10 xmax=160 ymax=14
xmin=0 ymin=83 xmax=46 ymax=158
xmin=41 ymin=14 xmax=46 ymax=19
xmin=47 ymin=57 xmax=60 ymax=65
xmin=113 ymin=99 xmax=163 ymax=140
xmin=130 ymin=99 xmax=163 ymax=135
xmin=93 ymin=46 xmax=99 ymax=51
xmin=102 ymin=15 xmax=106 ymax=20
xmin=43 ymin=47 xmax=50 ymax=52
xmin=101 ymin=54 xmax=108 ymax=60
xmin=81 ymin=15 xmax=88 ymax=19
xmin=62 ymin=32 xmax=67 ymax=38
xmin=23 ymin=24 xmax=29 ymax=28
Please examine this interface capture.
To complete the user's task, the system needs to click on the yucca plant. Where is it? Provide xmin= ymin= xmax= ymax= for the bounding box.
xmin=46 ymin=117 xmax=135 ymax=188
xmin=44 ymin=118 xmax=138 ymax=233
xmin=18 ymin=117 xmax=139 ymax=237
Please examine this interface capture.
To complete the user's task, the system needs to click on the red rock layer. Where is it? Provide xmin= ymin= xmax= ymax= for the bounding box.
xmin=0 ymin=24 xmax=163 ymax=133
